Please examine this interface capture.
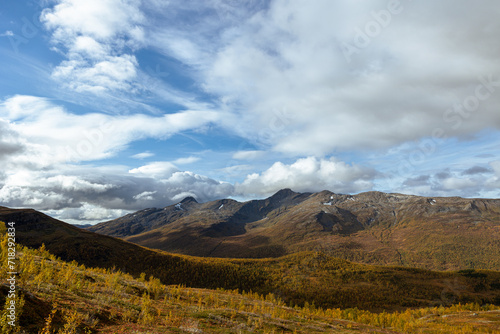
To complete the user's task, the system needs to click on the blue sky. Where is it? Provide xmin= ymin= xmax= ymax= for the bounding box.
xmin=1 ymin=0 xmax=499 ymax=224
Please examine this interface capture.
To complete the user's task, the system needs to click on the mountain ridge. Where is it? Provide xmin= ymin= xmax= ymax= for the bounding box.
xmin=87 ymin=189 xmax=500 ymax=271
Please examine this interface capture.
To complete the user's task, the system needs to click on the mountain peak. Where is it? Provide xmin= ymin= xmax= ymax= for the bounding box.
xmin=181 ymin=196 xmax=198 ymax=204
xmin=271 ymin=188 xmax=296 ymax=199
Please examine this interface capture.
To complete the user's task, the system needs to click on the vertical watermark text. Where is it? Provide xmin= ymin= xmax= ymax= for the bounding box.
xmin=4 ymin=222 xmax=18 ymax=328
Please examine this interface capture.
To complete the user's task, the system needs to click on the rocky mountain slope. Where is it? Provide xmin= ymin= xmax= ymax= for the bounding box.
xmin=89 ymin=189 xmax=500 ymax=270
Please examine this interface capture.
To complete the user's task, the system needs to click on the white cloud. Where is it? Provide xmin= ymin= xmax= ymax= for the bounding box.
xmin=0 ymin=31 xmax=14 ymax=37
xmin=52 ymin=55 xmax=139 ymax=93
xmin=0 ymin=95 xmax=233 ymax=222
xmin=42 ymin=1 xmax=500 ymax=156
xmin=0 ymin=95 xmax=220 ymax=165
xmin=71 ymin=36 xmax=108 ymax=59
xmin=150 ymin=31 xmax=208 ymax=67
xmin=218 ymin=164 xmax=255 ymax=180
xmin=232 ymin=150 xmax=266 ymax=160
xmin=45 ymin=203 xmax=131 ymax=225
xmin=172 ymin=156 xmax=201 ymax=165
xmin=131 ymin=151 xmax=155 ymax=159
xmin=133 ymin=191 xmax=157 ymax=201
xmin=41 ymin=0 xmax=145 ymax=93
xmin=196 ymin=0 xmax=500 ymax=155
xmin=491 ymin=161 xmax=500 ymax=176
xmin=236 ymin=156 xmax=377 ymax=196
xmin=483 ymin=161 xmax=500 ymax=192
xmin=129 ymin=162 xmax=179 ymax=178
xmin=41 ymin=0 xmax=144 ymax=41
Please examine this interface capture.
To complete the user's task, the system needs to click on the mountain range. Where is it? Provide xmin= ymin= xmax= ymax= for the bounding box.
xmin=88 ymin=189 xmax=500 ymax=271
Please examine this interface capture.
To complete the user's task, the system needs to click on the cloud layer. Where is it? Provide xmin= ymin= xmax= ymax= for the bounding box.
xmin=200 ymin=0 xmax=500 ymax=154
xmin=40 ymin=0 xmax=500 ymax=154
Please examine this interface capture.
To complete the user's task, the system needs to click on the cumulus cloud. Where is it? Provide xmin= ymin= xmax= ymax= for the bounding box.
xmin=41 ymin=0 xmax=144 ymax=42
xmin=485 ymin=161 xmax=500 ymax=190
xmin=133 ymin=191 xmax=157 ymax=201
xmin=236 ymin=157 xmax=377 ymax=196
xmin=435 ymin=170 xmax=452 ymax=180
xmin=39 ymin=0 xmax=211 ymax=111
xmin=144 ymin=0 xmax=267 ymax=65
xmin=41 ymin=0 xmax=145 ymax=93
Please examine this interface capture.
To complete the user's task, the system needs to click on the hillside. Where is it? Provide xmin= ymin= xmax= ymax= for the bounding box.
xmin=1 ymin=208 xmax=500 ymax=315
xmin=3 ymin=231 xmax=499 ymax=333
xmin=89 ymin=190 xmax=500 ymax=270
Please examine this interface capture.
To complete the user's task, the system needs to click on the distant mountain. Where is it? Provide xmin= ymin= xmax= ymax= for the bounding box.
xmin=2 ymin=205 xmax=500 ymax=313
xmin=89 ymin=189 xmax=500 ymax=270
xmin=72 ymin=223 xmax=92 ymax=229
xmin=90 ymin=189 xmax=310 ymax=238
